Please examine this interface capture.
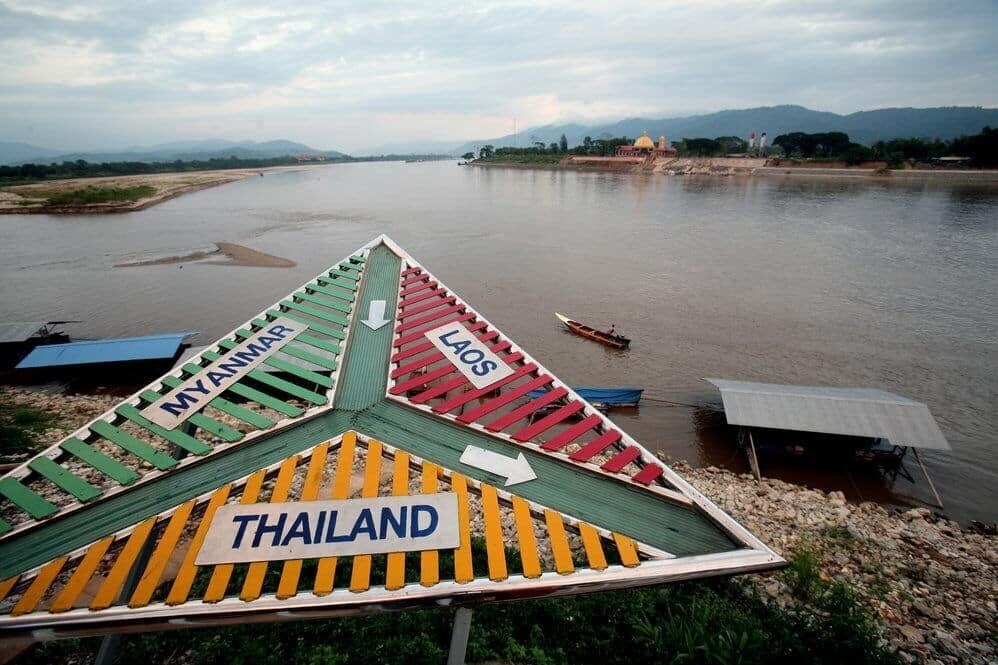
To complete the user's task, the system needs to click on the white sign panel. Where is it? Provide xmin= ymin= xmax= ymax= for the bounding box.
xmin=140 ymin=317 xmax=305 ymax=429
xmin=425 ymin=321 xmax=515 ymax=389
xmin=196 ymin=494 xmax=460 ymax=565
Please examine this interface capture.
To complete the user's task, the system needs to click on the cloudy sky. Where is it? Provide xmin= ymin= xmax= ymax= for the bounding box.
xmin=2 ymin=0 xmax=996 ymax=153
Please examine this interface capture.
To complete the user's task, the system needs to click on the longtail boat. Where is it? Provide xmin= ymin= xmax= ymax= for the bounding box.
xmin=555 ymin=312 xmax=631 ymax=349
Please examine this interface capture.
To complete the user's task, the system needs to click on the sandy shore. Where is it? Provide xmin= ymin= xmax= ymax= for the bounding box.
xmin=114 ymin=241 xmax=296 ymax=268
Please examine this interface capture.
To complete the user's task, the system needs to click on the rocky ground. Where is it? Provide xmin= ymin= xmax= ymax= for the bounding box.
xmin=2 ymin=388 xmax=994 ymax=663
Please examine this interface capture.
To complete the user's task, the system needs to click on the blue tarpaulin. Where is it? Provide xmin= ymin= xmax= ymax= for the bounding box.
xmin=526 ymin=387 xmax=643 ymax=407
xmin=16 ymin=333 xmax=195 ymax=369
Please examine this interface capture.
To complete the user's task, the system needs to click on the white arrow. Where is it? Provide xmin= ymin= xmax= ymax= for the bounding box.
xmin=361 ymin=299 xmax=390 ymax=330
xmin=459 ymin=445 xmax=537 ymax=486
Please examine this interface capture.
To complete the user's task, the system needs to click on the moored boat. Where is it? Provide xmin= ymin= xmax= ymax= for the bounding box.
xmin=555 ymin=313 xmax=630 ymax=349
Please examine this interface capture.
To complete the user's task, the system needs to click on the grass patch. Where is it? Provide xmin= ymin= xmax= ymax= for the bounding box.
xmin=45 ymin=185 xmax=156 ymax=206
xmin=819 ymin=524 xmax=854 ymax=542
xmin=0 ymin=394 xmax=57 ymax=459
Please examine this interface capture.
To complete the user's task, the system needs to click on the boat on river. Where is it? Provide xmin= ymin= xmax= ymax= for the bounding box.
xmin=555 ymin=313 xmax=630 ymax=349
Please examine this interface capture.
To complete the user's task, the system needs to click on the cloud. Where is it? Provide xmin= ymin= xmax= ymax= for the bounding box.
xmin=0 ymin=0 xmax=995 ymax=152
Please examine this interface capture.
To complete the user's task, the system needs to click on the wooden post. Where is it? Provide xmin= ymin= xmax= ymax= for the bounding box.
xmin=747 ymin=430 xmax=762 ymax=483
xmin=912 ymin=448 xmax=944 ymax=509
xmin=447 ymin=607 xmax=474 ymax=665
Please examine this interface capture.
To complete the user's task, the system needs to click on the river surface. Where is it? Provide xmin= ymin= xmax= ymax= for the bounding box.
xmin=1 ymin=162 xmax=995 ymax=523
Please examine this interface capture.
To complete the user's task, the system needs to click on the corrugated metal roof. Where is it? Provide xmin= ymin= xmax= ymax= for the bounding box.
xmin=16 ymin=333 xmax=194 ymax=369
xmin=705 ymin=378 xmax=950 ymax=450
xmin=0 ymin=323 xmax=50 ymax=344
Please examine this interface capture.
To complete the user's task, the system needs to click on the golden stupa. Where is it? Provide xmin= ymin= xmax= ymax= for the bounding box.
xmin=633 ymin=131 xmax=655 ymax=149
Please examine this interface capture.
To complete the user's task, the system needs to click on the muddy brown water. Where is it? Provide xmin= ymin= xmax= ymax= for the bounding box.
xmin=0 ymin=161 xmax=995 ymax=523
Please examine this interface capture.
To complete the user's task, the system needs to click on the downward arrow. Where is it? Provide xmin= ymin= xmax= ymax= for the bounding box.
xmin=361 ymin=299 xmax=390 ymax=330
xmin=459 ymin=445 xmax=537 ymax=486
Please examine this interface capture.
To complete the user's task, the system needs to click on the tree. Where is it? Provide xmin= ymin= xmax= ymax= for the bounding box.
xmin=559 ymin=134 xmax=568 ymax=153
xmin=461 ymin=152 xmax=474 ymax=160
xmin=478 ymin=145 xmax=494 ymax=159
xmin=549 ymin=142 xmax=559 ymax=153
xmin=583 ymin=136 xmax=593 ymax=154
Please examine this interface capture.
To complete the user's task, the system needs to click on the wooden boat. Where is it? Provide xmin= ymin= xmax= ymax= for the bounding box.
xmin=555 ymin=313 xmax=630 ymax=349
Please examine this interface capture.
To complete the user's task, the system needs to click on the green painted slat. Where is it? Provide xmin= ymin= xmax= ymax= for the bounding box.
xmin=234 ymin=328 xmax=336 ymax=369
xmin=161 ymin=375 xmax=274 ymax=430
xmin=27 ymin=457 xmax=102 ymax=502
xmin=293 ymin=292 xmax=353 ymax=318
xmin=0 ymin=518 xmax=10 ymax=535
xmin=199 ymin=350 xmax=327 ymax=405
xmin=139 ymin=389 xmax=243 ymax=443
xmin=267 ymin=309 xmax=346 ymax=341
xmin=341 ymin=262 xmax=363 ymax=273
xmin=349 ymin=254 xmax=365 ymax=264
xmin=283 ymin=299 xmax=350 ymax=326
xmin=327 ymin=268 xmax=357 ymax=282
xmin=116 ymin=405 xmax=212 ymax=456
xmin=177 ymin=356 xmax=304 ymax=418
xmin=250 ymin=319 xmax=342 ymax=353
xmin=61 ymin=438 xmax=141 ymax=485
xmin=0 ymin=478 xmax=58 ymax=519
xmin=303 ymin=284 xmax=353 ymax=312
xmin=316 ymin=274 xmax=357 ymax=292
xmin=89 ymin=421 xmax=178 ymax=471
xmin=213 ymin=340 xmax=333 ymax=388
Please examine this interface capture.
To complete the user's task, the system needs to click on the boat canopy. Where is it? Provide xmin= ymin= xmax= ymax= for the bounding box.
xmin=16 ymin=332 xmax=197 ymax=369
xmin=705 ymin=378 xmax=949 ymax=450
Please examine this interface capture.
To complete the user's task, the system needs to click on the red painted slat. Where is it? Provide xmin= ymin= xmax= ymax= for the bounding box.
xmin=394 ymin=313 xmax=476 ymax=346
xmin=401 ymin=266 xmax=422 ymax=277
xmin=399 ymin=287 xmax=448 ymax=310
xmin=400 ymin=279 xmax=438 ymax=297
xmin=389 ymin=363 xmax=459 ymax=395
xmin=402 ymin=273 xmax=430 ymax=287
xmin=601 ymin=446 xmax=642 ymax=473
xmin=485 ymin=387 xmax=568 ymax=432
xmin=632 ymin=463 xmax=664 ymax=485
xmin=391 ymin=322 xmax=488 ymax=361
xmin=398 ymin=295 xmax=457 ymax=320
xmin=391 ymin=331 xmax=499 ymax=379
xmin=568 ymin=430 xmax=622 ymax=462
xmin=409 ymin=349 xmax=520 ymax=403
xmin=456 ymin=374 xmax=552 ymax=422
xmin=396 ymin=304 xmax=466 ymax=333
xmin=511 ymin=401 xmax=585 ymax=442
xmin=433 ymin=362 xmax=537 ymax=414
xmin=540 ymin=414 xmax=604 ymax=451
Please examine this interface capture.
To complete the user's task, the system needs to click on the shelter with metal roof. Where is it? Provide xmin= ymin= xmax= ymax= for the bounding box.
xmin=16 ymin=332 xmax=197 ymax=369
xmin=0 ymin=237 xmax=781 ymax=654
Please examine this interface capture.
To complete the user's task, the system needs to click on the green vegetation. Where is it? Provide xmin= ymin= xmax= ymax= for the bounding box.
xmin=0 ymin=394 xmax=57 ymax=459
xmin=22 ymin=544 xmax=900 ymax=665
xmin=44 ymin=184 xmax=156 ymax=206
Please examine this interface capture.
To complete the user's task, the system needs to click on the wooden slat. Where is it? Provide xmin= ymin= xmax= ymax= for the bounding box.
xmin=390 ymin=330 xmax=497 ymax=379
xmin=632 ymin=463 xmax=665 ymax=485
xmin=390 ymin=322 xmax=487 ymax=363
xmin=601 ymin=446 xmax=642 ymax=473
xmin=326 ymin=268 xmax=358 ymax=282
xmin=266 ymin=309 xmax=346 ymax=341
xmin=61 ymin=437 xmax=141 ymax=485
xmin=401 ymin=266 xmax=421 ymax=277
xmin=578 ymin=523 xmax=608 ymax=570
xmin=0 ymin=518 xmax=10 ymax=535
xmin=389 ymin=362 xmax=458 ymax=396
xmin=240 ymin=457 xmax=298 ymax=602
xmin=163 ymin=374 xmax=275 ymax=430
xmin=511 ymin=401 xmax=585 ymax=442
xmin=249 ymin=320 xmax=341 ymax=355
xmin=0 ymin=478 xmax=58 ymax=519
xmin=295 ymin=291 xmax=353 ymax=315
xmin=139 ymin=388 xmax=244 ymax=442
xmin=186 ymin=372 xmax=304 ymax=419
xmin=433 ymin=362 xmax=538 ymax=414
xmin=480 ymin=484 xmax=508 ymax=581
xmin=511 ymin=497 xmax=542 ymax=578
xmin=315 ymin=275 xmax=358 ymax=294
xmin=400 ymin=279 xmax=437 ymax=297
xmin=214 ymin=340 xmax=332 ymax=388
xmin=398 ymin=286 xmax=448 ymax=309
xmin=544 ymin=510 xmax=575 ymax=575
xmin=232 ymin=329 xmax=338 ymax=369
xmin=451 ymin=473 xmax=474 ymax=583
xmin=568 ymin=430 xmax=622 ymax=462
xmin=203 ymin=470 xmax=265 ymax=603
xmin=50 ymin=536 xmax=113 ymax=612
xmin=394 ymin=313 xmax=476 ymax=346
xmin=484 ymin=387 xmax=569 ymax=432
xmin=198 ymin=350 xmax=327 ymax=405
xmin=314 ymin=433 xmax=356 ymax=595
xmin=613 ymin=533 xmax=640 ymax=567
xmin=281 ymin=299 xmax=349 ymax=327
xmin=90 ymin=420 xmax=179 ymax=470
xmin=28 ymin=457 xmax=102 ymax=502
xmin=385 ymin=451 xmax=410 ymax=591
xmin=276 ymin=444 xmax=330 ymax=599
xmin=397 ymin=294 xmax=457 ymax=320
xmin=0 ymin=576 xmax=17 ymax=603
xmin=116 ymin=404 xmax=212 ymax=455
xmin=395 ymin=304 xmax=465 ymax=333
xmin=165 ymin=485 xmax=231 ymax=605
xmin=419 ymin=462 xmax=440 ymax=587
xmin=10 ymin=556 xmax=67 ymax=616
xmin=401 ymin=273 xmax=429 ymax=287
xmin=540 ymin=415 xmax=603 ymax=452
xmin=129 ymin=500 xmax=196 ymax=607
xmin=303 ymin=285 xmax=353 ymax=312
xmin=408 ymin=349 xmax=520 ymax=404
xmin=349 ymin=440 xmax=382 ymax=593
xmin=91 ymin=518 xmax=156 ymax=610
xmin=456 ymin=375 xmax=553 ymax=423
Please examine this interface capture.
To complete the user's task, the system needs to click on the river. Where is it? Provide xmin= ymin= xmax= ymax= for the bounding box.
xmin=0 ymin=161 xmax=995 ymax=523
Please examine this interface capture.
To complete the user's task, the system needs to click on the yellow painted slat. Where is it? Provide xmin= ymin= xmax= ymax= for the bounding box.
xmin=128 ymin=500 xmax=196 ymax=607
xmin=315 ymin=432 xmax=356 ymax=595
xmin=50 ymin=536 xmax=113 ymax=613
xmin=511 ymin=497 xmax=541 ymax=578
xmin=544 ymin=510 xmax=575 ymax=575
xmin=578 ymin=523 xmax=608 ymax=570
xmin=0 ymin=576 xmax=19 ymax=604
xmin=480 ymin=483 xmax=508 ymax=581
xmin=165 ymin=485 xmax=231 ymax=606
xmin=203 ymin=470 xmax=265 ymax=603
xmin=385 ymin=451 xmax=410 ymax=591
xmin=419 ymin=462 xmax=440 ymax=587
xmin=613 ymin=533 xmax=640 ymax=567
xmin=241 ymin=456 xmax=299 ymax=602
xmin=91 ymin=518 xmax=156 ymax=610
xmin=452 ymin=473 xmax=474 ymax=583
xmin=349 ymin=439 xmax=382 ymax=593
xmin=11 ymin=557 xmax=67 ymax=616
xmin=277 ymin=443 xmax=330 ymax=600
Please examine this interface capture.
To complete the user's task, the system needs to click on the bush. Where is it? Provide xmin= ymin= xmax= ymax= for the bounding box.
xmin=45 ymin=185 xmax=156 ymax=205
xmin=0 ymin=394 xmax=57 ymax=458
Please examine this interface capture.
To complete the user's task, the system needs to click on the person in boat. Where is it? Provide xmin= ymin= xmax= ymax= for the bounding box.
xmin=606 ymin=323 xmax=617 ymax=336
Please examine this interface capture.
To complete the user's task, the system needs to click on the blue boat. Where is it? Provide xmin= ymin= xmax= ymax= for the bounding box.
xmin=526 ymin=387 xmax=643 ymax=409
